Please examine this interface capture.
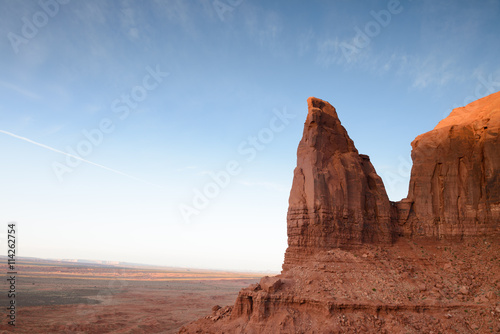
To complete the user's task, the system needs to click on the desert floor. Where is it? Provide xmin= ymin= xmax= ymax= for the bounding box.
xmin=0 ymin=260 xmax=262 ymax=333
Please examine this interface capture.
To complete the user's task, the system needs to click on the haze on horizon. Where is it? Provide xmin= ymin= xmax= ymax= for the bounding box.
xmin=0 ymin=0 xmax=499 ymax=272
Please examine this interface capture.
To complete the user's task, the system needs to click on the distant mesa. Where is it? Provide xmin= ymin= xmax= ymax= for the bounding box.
xmin=179 ymin=91 xmax=500 ymax=333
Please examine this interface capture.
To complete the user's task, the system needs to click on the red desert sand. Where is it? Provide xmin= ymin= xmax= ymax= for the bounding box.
xmin=0 ymin=260 xmax=262 ymax=333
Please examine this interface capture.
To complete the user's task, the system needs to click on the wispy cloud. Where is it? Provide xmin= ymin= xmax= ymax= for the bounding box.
xmin=118 ymin=0 xmax=141 ymax=41
xmin=241 ymin=5 xmax=284 ymax=55
xmin=0 ymin=80 xmax=41 ymax=99
xmin=315 ymin=36 xmax=344 ymax=67
xmin=0 ymin=130 xmax=162 ymax=188
xmin=152 ymin=0 xmax=198 ymax=37
xmin=409 ymin=56 xmax=457 ymax=89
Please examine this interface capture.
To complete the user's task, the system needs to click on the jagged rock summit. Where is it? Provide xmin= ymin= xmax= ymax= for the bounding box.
xmin=284 ymin=97 xmax=394 ymax=268
xmin=179 ymin=92 xmax=500 ymax=333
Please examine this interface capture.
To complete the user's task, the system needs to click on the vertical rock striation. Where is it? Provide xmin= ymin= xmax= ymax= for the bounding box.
xmin=395 ymin=91 xmax=500 ymax=238
xmin=284 ymin=97 xmax=394 ymax=268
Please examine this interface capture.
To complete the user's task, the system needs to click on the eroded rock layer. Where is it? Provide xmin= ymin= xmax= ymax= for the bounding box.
xmin=284 ymin=97 xmax=394 ymax=268
xmin=396 ymin=91 xmax=500 ymax=238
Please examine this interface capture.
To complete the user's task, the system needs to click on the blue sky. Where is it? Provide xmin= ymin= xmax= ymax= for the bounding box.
xmin=1 ymin=0 xmax=499 ymax=272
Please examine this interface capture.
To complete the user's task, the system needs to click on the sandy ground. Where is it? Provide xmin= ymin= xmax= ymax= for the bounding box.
xmin=0 ymin=261 xmax=262 ymax=333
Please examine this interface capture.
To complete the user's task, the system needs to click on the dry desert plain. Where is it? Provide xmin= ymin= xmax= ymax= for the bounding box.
xmin=0 ymin=257 xmax=264 ymax=333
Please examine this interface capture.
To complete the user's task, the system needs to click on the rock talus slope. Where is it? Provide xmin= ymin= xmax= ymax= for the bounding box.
xmin=179 ymin=92 xmax=500 ymax=333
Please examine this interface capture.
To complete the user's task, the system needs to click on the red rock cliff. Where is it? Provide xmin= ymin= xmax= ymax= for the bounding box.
xmin=395 ymin=91 xmax=500 ymax=238
xmin=284 ymin=97 xmax=395 ymax=268
xmin=179 ymin=92 xmax=500 ymax=334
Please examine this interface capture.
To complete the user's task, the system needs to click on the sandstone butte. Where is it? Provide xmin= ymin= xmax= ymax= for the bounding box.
xmin=180 ymin=91 xmax=500 ymax=333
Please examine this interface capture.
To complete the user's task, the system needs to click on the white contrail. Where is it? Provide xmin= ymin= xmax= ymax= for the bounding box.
xmin=0 ymin=130 xmax=163 ymax=188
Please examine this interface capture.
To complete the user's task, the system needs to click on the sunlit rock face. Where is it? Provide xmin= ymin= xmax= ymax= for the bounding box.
xmin=284 ymin=97 xmax=395 ymax=269
xmin=397 ymin=91 xmax=500 ymax=239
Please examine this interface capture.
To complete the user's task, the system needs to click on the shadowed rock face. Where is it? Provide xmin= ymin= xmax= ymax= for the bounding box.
xmin=284 ymin=97 xmax=394 ymax=268
xmin=395 ymin=91 xmax=500 ymax=238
